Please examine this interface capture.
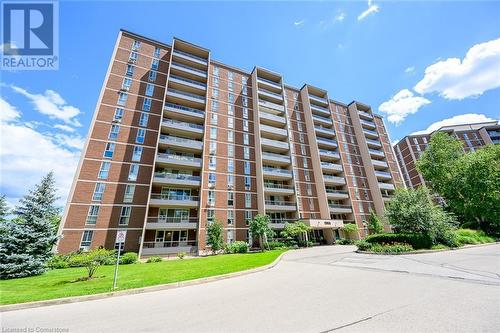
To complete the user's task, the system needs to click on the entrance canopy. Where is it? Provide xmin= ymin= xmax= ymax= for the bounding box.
xmin=304 ymin=219 xmax=344 ymax=230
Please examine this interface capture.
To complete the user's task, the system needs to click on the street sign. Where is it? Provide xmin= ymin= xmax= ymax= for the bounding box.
xmin=113 ymin=230 xmax=127 ymax=289
xmin=115 ymin=230 xmax=127 ymax=243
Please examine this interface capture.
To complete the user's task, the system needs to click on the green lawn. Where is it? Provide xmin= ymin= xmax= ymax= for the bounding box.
xmin=0 ymin=250 xmax=285 ymax=305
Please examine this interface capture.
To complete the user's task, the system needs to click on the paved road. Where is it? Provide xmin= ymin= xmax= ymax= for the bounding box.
xmin=2 ymin=244 xmax=500 ymax=332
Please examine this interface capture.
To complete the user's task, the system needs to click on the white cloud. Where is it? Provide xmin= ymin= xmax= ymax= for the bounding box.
xmin=334 ymin=11 xmax=345 ymax=22
xmin=405 ymin=66 xmax=415 ymax=73
xmin=414 ymin=37 xmax=500 ymax=99
xmin=412 ymin=113 xmax=498 ymax=135
xmin=294 ymin=20 xmax=305 ymax=27
xmin=378 ymin=89 xmax=431 ymax=125
xmin=0 ymin=97 xmax=81 ymax=208
xmin=358 ymin=0 xmax=379 ymax=21
xmin=54 ymin=124 xmax=76 ymax=132
xmin=11 ymin=85 xmax=82 ymax=127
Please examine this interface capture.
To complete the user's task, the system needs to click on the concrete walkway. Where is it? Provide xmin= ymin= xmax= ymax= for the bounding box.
xmin=2 ymin=244 xmax=499 ymax=332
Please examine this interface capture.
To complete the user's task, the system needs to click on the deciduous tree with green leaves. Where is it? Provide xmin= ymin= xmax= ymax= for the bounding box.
xmin=342 ymin=223 xmax=359 ymax=240
xmin=206 ymin=218 xmax=224 ymax=254
xmin=368 ymin=211 xmax=384 ymax=234
xmin=281 ymin=221 xmax=311 ymax=245
xmin=248 ymin=214 xmax=275 ymax=251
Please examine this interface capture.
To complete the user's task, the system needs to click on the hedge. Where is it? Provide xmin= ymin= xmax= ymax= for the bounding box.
xmin=364 ymin=233 xmax=432 ymax=250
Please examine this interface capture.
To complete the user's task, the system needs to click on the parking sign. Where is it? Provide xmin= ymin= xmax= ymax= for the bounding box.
xmin=115 ymin=230 xmax=127 ymax=244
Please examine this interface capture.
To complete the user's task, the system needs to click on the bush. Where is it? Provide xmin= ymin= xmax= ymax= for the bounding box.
xmin=336 ymin=238 xmax=353 ymax=245
xmin=354 ymin=240 xmax=372 ymax=251
xmin=46 ymin=254 xmax=70 ymax=269
xmin=455 ymin=229 xmax=495 ymax=246
xmin=68 ymin=249 xmax=115 ymax=279
xmin=225 ymin=241 xmax=249 ymax=254
xmin=119 ymin=252 xmax=138 ymax=265
xmin=146 ymin=256 xmax=162 ymax=263
xmin=431 ymin=244 xmax=449 ymax=250
xmin=265 ymin=241 xmax=286 ymax=250
xmin=177 ymin=252 xmax=186 ymax=259
xmin=365 ymin=233 xmax=432 ymax=250
xmin=370 ymin=243 xmax=413 ymax=253
xmin=297 ymin=240 xmax=314 ymax=248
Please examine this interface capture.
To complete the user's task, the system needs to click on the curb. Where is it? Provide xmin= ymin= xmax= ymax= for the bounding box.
xmin=0 ymin=251 xmax=288 ymax=313
xmin=356 ymin=241 xmax=499 ymax=255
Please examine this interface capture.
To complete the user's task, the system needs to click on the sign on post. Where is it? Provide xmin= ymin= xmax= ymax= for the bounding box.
xmin=112 ymin=230 xmax=127 ymax=289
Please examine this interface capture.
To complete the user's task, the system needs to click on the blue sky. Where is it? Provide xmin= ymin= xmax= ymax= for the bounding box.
xmin=1 ymin=0 xmax=500 ymax=208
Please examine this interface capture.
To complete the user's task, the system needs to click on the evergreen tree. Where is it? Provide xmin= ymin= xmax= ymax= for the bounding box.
xmin=0 ymin=195 xmax=9 ymax=222
xmin=0 ymin=173 xmax=60 ymax=279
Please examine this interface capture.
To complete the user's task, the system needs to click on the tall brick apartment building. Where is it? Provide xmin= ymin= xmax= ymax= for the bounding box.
xmin=57 ymin=29 xmax=404 ymax=257
xmin=394 ymin=121 xmax=500 ymax=189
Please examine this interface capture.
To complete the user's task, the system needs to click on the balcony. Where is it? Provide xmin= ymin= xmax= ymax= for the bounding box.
xmin=369 ymin=148 xmax=385 ymax=159
xmin=323 ymin=175 xmax=346 ymax=185
xmin=358 ymin=110 xmax=373 ymax=120
xmin=161 ymin=119 xmax=204 ymax=138
xmin=310 ymin=104 xmax=330 ymax=117
xmin=261 ymin=138 xmax=289 ymax=152
xmin=142 ymin=240 xmax=197 ymax=256
xmin=164 ymin=102 xmax=205 ymax=122
xmin=264 ymin=183 xmax=295 ymax=195
xmin=156 ymin=153 xmax=202 ymax=169
xmin=366 ymin=138 xmax=382 ymax=149
xmin=326 ymin=189 xmax=349 ymax=200
xmin=317 ymin=137 xmax=338 ymax=149
xmin=260 ymin=124 xmax=288 ymax=139
xmin=321 ymin=162 xmax=343 ymax=172
xmin=258 ymin=88 xmax=283 ymax=103
xmin=172 ymin=49 xmax=208 ymax=66
xmin=378 ymin=182 xmax=395 ymax=191
xmin=158 ymin=135 xmax=203 ymax=152
xmin=319 ymin=149 xmax=341 ymax=161
xmin=375 ymin=170 xmax=392 ymax=180
xmin=263 ymin=167 xmax=293 ymax=180
xmin=170 ymin=62 xmax=207 ymax=79
xmin=363 ymin=128 xmax=379 ymax=139
xmin=259 ymin=99 xmax=285 ymax=113
xmin=166 ymin=88 xmax=205 ymax=105
xmin=152 ymin=172 xmax=201 ymax=187
xmin=257 ymin=77 xmax=282 ymax=91
xmin=314 ymin=125 xmax=335 ymax=137
xmin=261 ymin=151 xmax=291 ymax=166
xmin=269 ymin=218 xmax=297 ymax=229
xmin=149 ymin=193 xmax=199 ymax=208
xmin=371 ymin=159 xmax=389 ymax=170
xmin=309 ymin=94 xmax=329 ymax=106
xmin=360 ymin=119 xmax=376 ymax=129
xmin=169 ymin=75 xmax=207 ymax=92
xmin=145 ymin=217 xmax=198 ymax=230
xmin=265 ymin=200 xmax=297 ymax=212
xmin=329 ymin=204 xmax=353 ymax=214
xmin=312 ymin=114 xmax=332 ymax=126
xmin=259 ymin=111 xmax=286 ymax=126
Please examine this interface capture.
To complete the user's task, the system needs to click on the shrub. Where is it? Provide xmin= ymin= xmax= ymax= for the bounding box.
xmin=365 ymin=233 xmax=432 ymax=250
xmin=370 ymin=243 xmax=413 ymax=253
xmin=146 ymin=256 xmax=162 ymax=263
xmin=455 ymin=229 xmax=495 ymax=246
xmin=431 ymin=244 xmax=448 ymax=250
xmin=354 ymin=240 xmax=372 ymax=251
xmin=68 ymin=249 xmax=115 ymax=279
xmin=119 ymin=252 xmax=138 ymax=264
xmin=46 ymin=255 xmax=70 ymax=269
xmin=177 ymin=252 xmax=186 ymax=259
xmin=225 ymin=241 xmax=249 ymax=254
xmin=336 ymin=238 xmax=353 ymax=245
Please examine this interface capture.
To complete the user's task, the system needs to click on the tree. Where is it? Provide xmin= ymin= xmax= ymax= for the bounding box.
xmin=249 ymin=214 xmax=275 ymax=251
xmin=206 ymin=218 xmax=224 ymax=254
xmin=0 ymin=173 xmax=60 ymax=279
xmin=68 ymin=249 xmax=115 ymax=279
xmin=342 ymin=223 xmax=359 ymax=240
xmin=417 ymin=134 xmax=500 ymax=235
xmin=0 ymin=195 xmax=9 ymax=223
xmin=368 ymin=211 xmax=384 ymax=234
xmin=281 ymin=221 xmax=311 ymax=246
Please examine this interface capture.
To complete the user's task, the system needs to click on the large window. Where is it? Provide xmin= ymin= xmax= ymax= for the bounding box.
xmin=145 ymin=84 xmax=154 ymax=97
xmin=122 ymin=78 xmax=132 ymax=90
xmin=136 ymin=129 xmax=145 ymax=144
xmin=92 ymin=183 xmax=106 ymax=201
xmin=117 ymin=92 xmax=128 ymax=106
xmin=98 ymin=161 xmax=111 ymax=179
xmin=132 ymin=40 xmax=141 ymax=50
xmin=109 ymin=125 xmax=120 ymax=141
xmin=119 ymin=206 xmax=131 ymax=225
xmin=132 ymin=146 xmax=143 ymax=162
xmin=151 ymin=59 xmax=159 ymax=70
xmin=128 ymin=164 xmax=139 ymax=181
xmin=126 ymin=64 xmax=134 ymax=77
xmin=79 ymin=230 xmax=94 ymax=251
xmin=139 ymin=113 xmax=149 ymax=127
xmin=244 ymin=147 xmax=250 ymax=160
xmin=113 ymin=108 xmax=124 ymax=122
xmin=86 ymin=206 xmax=99 ymax=225
xmin=227 ymin=174 xmax=234 ymax=189
xmin=142 ymin=98 xmax=152 ymax=111
xmin=208 ymin=190 xmax=215 ymax=206
xmin=227 ymin=210 xmax=234 ymax=226
xmin=124 ymin=184 xmax=135 ymax=203
xmin=227 ymin=144 xmax=234 ymax=158
xmin=208 ymin=173 xmax=216 ymax=187
xmin=228 ymin=159 xmax=234 ymax=173
xmin=245 ymin=193 xmax=252 ymax=208
xmin=209 ymin=156 xmax=216 ymax=170
xmin=210 ymin=127 xmax=217 ymax=139
xmin=227 ymin=192 xmax=234 ymax=207
xmin=227 ymin=130 xmax=234 ymax=142
xmin=148 ymin=70 xmax=157 ymax=82
xmin=103 ymin=142 xmax=115 ymax=158
xmin=244 ymin=161 xmax=250 ymax=175
xmin=245 ymin=176 xmax=251 ymax=190
xmin=153 ymin=47 xmax=161 ymax=58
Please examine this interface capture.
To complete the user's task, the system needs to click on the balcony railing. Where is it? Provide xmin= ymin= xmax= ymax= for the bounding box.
xmin=167 ymin=88 xmax=205 ymax=101
xmin=309 ymin=95 xmax=328 ymax=105
xmin=270 ymin=218 xmax=296 ymax=224
xmin=162 ymin=119 xmax=204 ymax=130
xmin=363 ymin=128 xmax=379 ymax=137
xmin=153 ymin=172 xmax=201 ymax=182
xmin=366 ymin=138 xmax=382 ymax=146
xmin=265 ymin=200 xmax=296 ymax=206
xmin=259 ymin=99 xmax=285 ymax=112
xmin=171 ymin=61 xmax=207 ymax=75
xmin=264 ymin=183 xmax=294 ymax=190
xmin=173 ymin=49 xmax=207 ymax=63
xmin=317 ymin=137 xmax=338 ymax=146
xmin=160 ymin=134 xmax=202 ymax=146
xmin=321 ymin=162 xmax=342 ymax=170
xmin=315 ymin=125 xmax=335 ymax=135
xmin=358 ymin=110 xmax=373 ymax=119
xmin=360 ymin=119 xmax=376 ymax=129
xmin=323 ymin=175 xmax=346 ymax=184
xmin=375 ymin=171 xmax=392 ymax=178
xmin=328 ymin=204 xmax=352 ymax=209
xmin=150 ymin=193 xmax=199 ymax=201
xmin=261 ymin=138 xmax=289 ymax=150
xmin=142 ymin=240 xmax=197 ymax=249
xmin=169 ymin=75 xmax=207 ymax=88
xmin=157 ymin=153 xmax=202 ymax=164
xmin=146 ymin=217 xmax=198 ymax=224
xmin=310 ymin=104 xmax=330 ymax=114
xmin=259 ymin=88 xmax=283 ymax=99
xmin=164 ymin=102 xmax=205 ymax=116
xmin=369 ymin=148 xmax=385 ymax=157
xmin=257 ymin=77 xmax=281 ymax=87
xmin=312 ymin=114 xmax=332 ymax=124
xmin=262 ymin=152 xmax=291 ymax=162
xmin=259 ymin=111 xmax=285 ymax=123
xmin=319 ymin=149 xmax=340 ymax=158
xmin=325 ymin=189 xmax=349 ymax=195
xmin=263 ymin=167 xmax=292 ymax=175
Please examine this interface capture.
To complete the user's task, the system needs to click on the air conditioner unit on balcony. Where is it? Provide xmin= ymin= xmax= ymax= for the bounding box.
xmin=128 ymin=59 xmax=136 ymax=64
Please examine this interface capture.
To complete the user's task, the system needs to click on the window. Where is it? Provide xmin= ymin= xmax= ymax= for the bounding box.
xmin=210 ymin=127 xmax=217 ymax=139
xmin=309 ymin=198 xmax=314 ymax=210
xmin=207 ymin=209 xmax=215 ymax=223
xmin=245 ymin=193 xmax=252 ymax=208
xmin=243 ymin=120 xmax=249 ymax=132
xmin=209 ymin=141 xmax=217 ymax=155
xmin=213 ymin=76 xmax=219 ymax=87
xmin=228 ymin=71 xmax=234 ymax=81
xmin=98 ymin=161 xmax=111 ymax=179
xmin=151 ymin=59 xmax=159 ymax=70
xmin=124 ymin=185 xmax=135 ymax=203
xmin=213 ymin=66 xmax=219 ymax=76
xmin=132 ymin=146 xmax=143 ymax=162
xmin=243 ymin=133 xmax=249 ymax=145
xmin=227 ymin=144 xmax=234 ymax=157
xmin=243 ymin=107 xmax=248 ymax=119
xmin=148 ymin=70 xmax=157 ymax=82
xmin=228 ymin=159 xmax=234 ymax=173
xmin=296 ymin=112 xmax=301 ymax=121
xmin=303 ymin=157 xmax=308 ymax=168
xmin=126 ymin=64 xmax=134 ymax=77
xmin=227 ymin=174 xmax=234 ymax=189
xmin=242 ymin=86 xmax=247 ymax=96
xmin=119 ymin=206 xmax=131 ymax=225
xmin=79 ymin=230 xmax=94 ymax=251
xmin=228 ymin=93 xmax=234 ymax=104
xmin=242 ymin=76 xmax=247 ymax=85
xmin=299 ymin=133 xmax=305 ymax=143
xmin=212 ymin=88 xmax=218 ymax=98
xmin=228 ymin=117 xmax=234 ymax=129
xmin=211 ymin=100 xmax=219 ymax=112
xmin=153 ymin=47 xmax=161 ymax=58
xmin=227 ymin=104 xmax=234 ymax=115
xmin=210 ymin=113 xmax=218 ymax=125
xmin=136 ymin=129 xmax=145 ymax=144
xmin=113 ymin=108 xmax=124 ymax=122
xmin=109 ymin=125 xmax=120 ymax=141
xmin=117 ymin=92 xmax=128 ymax=106
xmin=132 ymin=40 xmax=141 ymax=50
xmin=209 ymin=156 xmax=216 ymax=170
xmin=139 ymin=113 xmax=149 ymax=127
xmin=145 ymin=84 xmax=154 ymax=97
xmin=128 ymin=164 xmax=139 ymax=181
xmin=244 ymin=176 xmax=251 ymax=190
xmin=301 ymin=145 xmax=306 ymax=155
xmin=208 ymin=173 xmax=216 ymax=187
xmin=297 ymin=122 xmax=303 ymax=132
xmin=93 ymin=183 xmax=105 ymax=201
xmin=307 ymin=184 xmax=312 ymax=196
xmin=305 ymin=170 xmax=310 ymax=182
xmin=227 ymin=210 xmax=234 ymax=226
xmin=245 ymin=210 xmax=252 ymax=225
xmin=228 ymin=81 xmax=233 ymax=92
xmin=86 ymin=206 xmax=99 ymax=225
xmin=129 ymin=51 xmax=138 ymax=62
xmin=227 ymin=130 xmax=234 ymax=142
xmin=243 ymin=97 xmax=248 ymax=107
xmin=208 ymin=190 xmax=215 ymax=206
xmin=227 ymin=192 xmax=234 ymax=206
xmin=142 ymin=98 xmax=152 ymax=111
xmin=122 ymin=78 xmax=132 ymax=90
xmin=244 ymin=161 xmax=250 ymax=175
xmin=104 ymin=142 xmax=115 ymax=158
xmin=244 ymin=147 xmax=250 ymax=160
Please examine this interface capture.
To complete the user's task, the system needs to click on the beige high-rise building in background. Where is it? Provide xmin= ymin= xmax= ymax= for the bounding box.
xmin=57 ymin=29 xmax=405 ymax=257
